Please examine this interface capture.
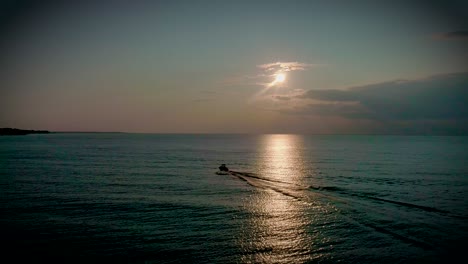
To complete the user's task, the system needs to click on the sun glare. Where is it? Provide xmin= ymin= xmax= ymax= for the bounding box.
xmin=265 ymin=72 xmax=287 ymax=88
xmin=275 ymin=73 xmax=286 ymax=83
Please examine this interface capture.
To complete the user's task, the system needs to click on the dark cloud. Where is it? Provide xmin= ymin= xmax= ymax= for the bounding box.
xmin=273 ymin=95 xmax=291 ymax=101
xmin=284 ymin=102 xmax=371 ymax=119
xmin=297 ymin=72 xmax=468 ymax=122
xmin=437 ymin=30 xmax=468 ymax=39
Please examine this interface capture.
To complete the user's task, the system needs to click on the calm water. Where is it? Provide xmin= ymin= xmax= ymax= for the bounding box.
xmin=1 ymin=134 xmax=467 ymax=263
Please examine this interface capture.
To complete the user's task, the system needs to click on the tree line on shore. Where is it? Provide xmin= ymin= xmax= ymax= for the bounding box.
xmin=0 ymin=128 xmax=50 ymax=135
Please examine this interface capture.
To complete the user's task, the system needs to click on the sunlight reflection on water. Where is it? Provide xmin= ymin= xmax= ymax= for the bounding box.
xmin=238 ymin=135 xmax=320 ymax=263
xmin=259 ymin=134 xmax=306 ymax=181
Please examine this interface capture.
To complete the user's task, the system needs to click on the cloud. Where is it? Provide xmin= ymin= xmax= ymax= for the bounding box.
xmin=257 ymin=61 xmax=314 ymax=72
xmin=257 ymin=61 xmax=315 ymax=88
xmin=272 ymin=95 xmax=291 ymax=101
xmin=223 ymin=61 xmax=316 ymax=88
xmin=435 ymin=30 xmax=468 ymax=39
xmin=295 ymin=72 xmax=468 ymax=121
xmin=267 ymin=72 xmax=468 ymax=134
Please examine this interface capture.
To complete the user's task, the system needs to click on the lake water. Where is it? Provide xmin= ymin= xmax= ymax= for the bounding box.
xmin=1 ymin=134 xmax=467 ymax=263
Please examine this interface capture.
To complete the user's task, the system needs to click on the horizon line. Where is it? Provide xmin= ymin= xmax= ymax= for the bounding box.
xmin=2 ymin=127 xmax=466 ymax=136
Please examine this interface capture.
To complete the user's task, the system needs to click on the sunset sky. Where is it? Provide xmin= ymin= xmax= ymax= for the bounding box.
xmin=1 ymin=0 xmax=467 ymax=134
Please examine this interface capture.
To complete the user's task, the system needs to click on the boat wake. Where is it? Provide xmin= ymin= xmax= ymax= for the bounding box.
xmin=229 ymin=170 xmax=447 ymax=214
xmin=229 ymin=170 xmax=312 ymax=203
xmin=227 ymin=170 xmax=457 ymax=250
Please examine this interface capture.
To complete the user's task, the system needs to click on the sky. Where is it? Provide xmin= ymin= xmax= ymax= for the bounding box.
xmin=1 ymin=0 xmax=467 ymax=134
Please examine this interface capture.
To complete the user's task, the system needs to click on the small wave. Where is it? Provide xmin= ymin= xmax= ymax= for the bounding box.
xmin=308 ymin=186 xmax=343 ymax=192
xmin=364 ymin=222 xmax=435 ymax=250
xmin=413 ymin=172 xmax=455 ymax=176
xmin=364 ymin=196 xmax=448 ymax=213
xmin=318 ymin=186 xmax=448 ymax=214
xmin=306 ymin=183 xmax=448 ymax=214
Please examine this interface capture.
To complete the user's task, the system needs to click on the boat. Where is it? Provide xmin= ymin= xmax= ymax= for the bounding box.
xmin=216 ymin=164 xmax=230 ymax=175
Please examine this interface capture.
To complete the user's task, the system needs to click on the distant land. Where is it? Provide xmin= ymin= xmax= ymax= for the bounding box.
xmin=0 ymin=128 xmax=50 ymax=136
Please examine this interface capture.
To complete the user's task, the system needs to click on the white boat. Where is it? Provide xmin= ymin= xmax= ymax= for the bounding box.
xmin=215 ymin=171 xmax=230 ymax=175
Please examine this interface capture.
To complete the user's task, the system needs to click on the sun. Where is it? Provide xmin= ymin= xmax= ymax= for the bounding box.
xmin=275 ymin=73 xmax=286 ymax=83
xmin=266 ymin=72 xmax=287 ymax=87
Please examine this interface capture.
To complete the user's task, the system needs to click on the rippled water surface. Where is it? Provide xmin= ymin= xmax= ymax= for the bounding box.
xmin=1 ymin=134 xmax=467 ymax=263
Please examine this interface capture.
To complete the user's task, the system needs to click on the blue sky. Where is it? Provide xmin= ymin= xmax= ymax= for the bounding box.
xmin=1 ymin=0 xmax=467 ymax=134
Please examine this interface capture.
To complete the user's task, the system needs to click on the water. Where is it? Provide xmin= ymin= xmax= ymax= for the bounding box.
xmin=1 ymin=134 xmax=467 ymax=263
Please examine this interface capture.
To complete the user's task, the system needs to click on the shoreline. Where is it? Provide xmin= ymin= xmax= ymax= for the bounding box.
xmin=0 ymin=128 xmax=50 ymax=136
